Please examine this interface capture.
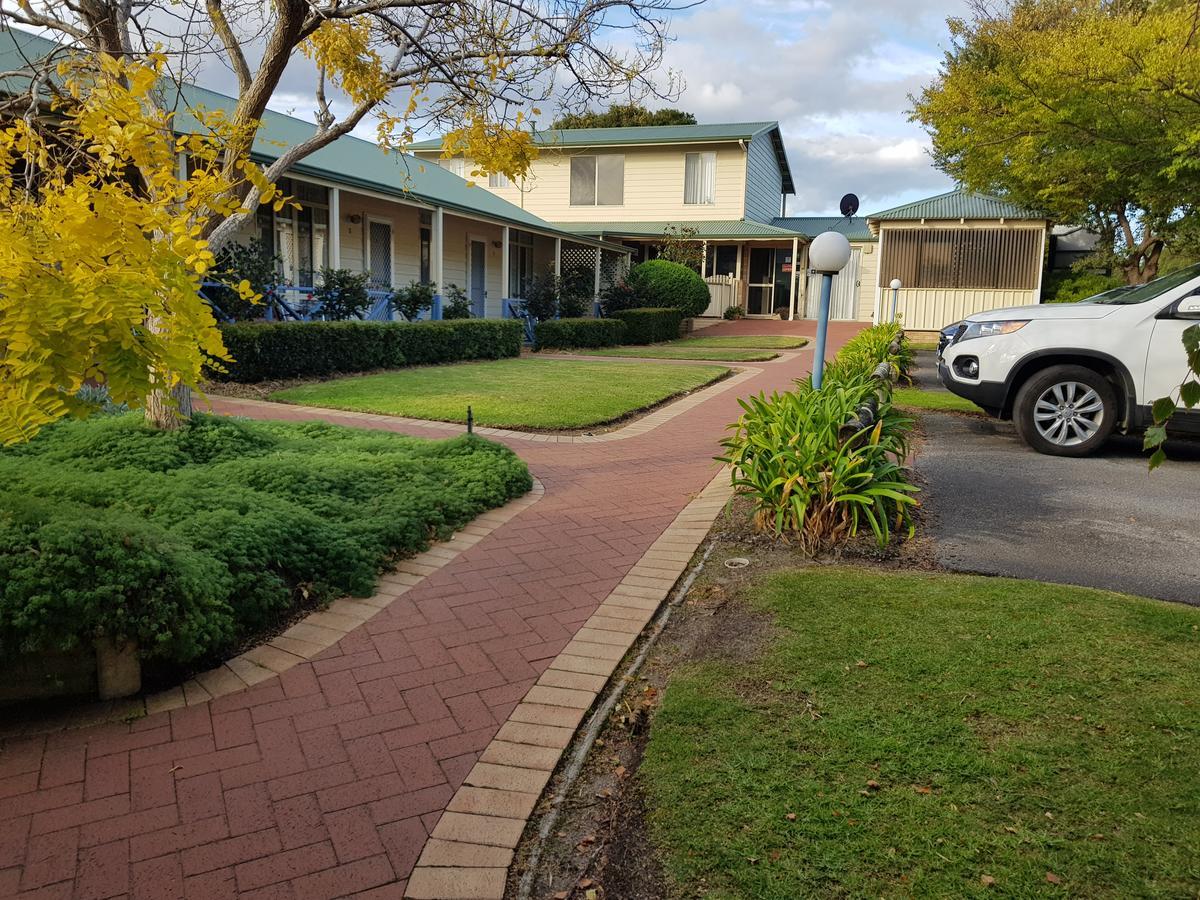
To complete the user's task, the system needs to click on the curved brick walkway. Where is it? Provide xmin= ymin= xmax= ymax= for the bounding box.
xmin=0 ymin=321 xmax=862 ymax=899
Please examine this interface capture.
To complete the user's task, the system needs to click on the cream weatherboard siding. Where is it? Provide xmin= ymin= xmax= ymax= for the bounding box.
xmin=417 ymin=143 xmax=749 ymax=224
xmin=855 ymin=241 xmax=879 ymax=322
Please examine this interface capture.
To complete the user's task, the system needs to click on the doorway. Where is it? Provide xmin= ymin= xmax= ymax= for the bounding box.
xmin=469 ymin=238 xmax=488 ymax=317
xmin=747 ymin=246 xmax=797 ymax=316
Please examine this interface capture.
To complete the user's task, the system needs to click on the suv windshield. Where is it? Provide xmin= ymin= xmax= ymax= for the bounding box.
xmin=1088 ymin=263 xmax=1200 ymax=305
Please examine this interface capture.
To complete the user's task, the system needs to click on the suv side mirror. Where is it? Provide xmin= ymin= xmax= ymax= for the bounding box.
xmin=1177 ymin=295 xmax=1200 ymax=320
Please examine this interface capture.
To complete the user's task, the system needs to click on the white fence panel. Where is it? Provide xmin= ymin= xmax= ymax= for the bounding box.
xmin=703 ymin=275 xmax=742 ymax=317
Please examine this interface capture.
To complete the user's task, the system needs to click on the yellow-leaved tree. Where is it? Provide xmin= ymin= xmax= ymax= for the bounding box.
xmin=0 ymin=0 xmax=686 ymax=442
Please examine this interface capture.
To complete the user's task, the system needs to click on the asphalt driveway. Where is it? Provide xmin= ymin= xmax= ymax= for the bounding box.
xmin=912 ymin=360 xmax=1200 ymax=606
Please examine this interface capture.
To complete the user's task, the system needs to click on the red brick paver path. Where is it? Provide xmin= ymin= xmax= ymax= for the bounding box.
xmin=0 ymin=321 xmax=863 ymax=899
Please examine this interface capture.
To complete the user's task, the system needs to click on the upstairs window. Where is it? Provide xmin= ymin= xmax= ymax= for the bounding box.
xmin=440 ymin=158 xmax=465 ymax=177
xmin=570 ymin=154 xmax=624 ymax=206
xmin=489 ymin=172 xmax=510 ymax=188
xmin=684 ymin=151 xmax=716 ymax=205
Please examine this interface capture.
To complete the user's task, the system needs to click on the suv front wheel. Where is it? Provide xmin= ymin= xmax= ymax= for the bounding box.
xmin=1013 ymin=364 xmax=1117 ymax=457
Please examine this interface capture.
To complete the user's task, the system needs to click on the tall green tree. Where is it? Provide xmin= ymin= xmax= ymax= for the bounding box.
xmin=551 ymin=104 xmax=696 ymax=129
xmin=912 ymin=0 xmax=1200 ymax=285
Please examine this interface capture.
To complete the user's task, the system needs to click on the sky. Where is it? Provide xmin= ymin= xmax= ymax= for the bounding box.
xmin=656 ymin=0 xmax=973 ymax=216
xmin=247 ymin=0 xmax=974 ymax=218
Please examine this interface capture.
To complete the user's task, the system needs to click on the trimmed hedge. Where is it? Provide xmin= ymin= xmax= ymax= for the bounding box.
xmin=211 ymin=319 xmax=523 ymax=383
xmin=534 ymin=317 xmax=626 ymax=350
xmin=608 ymin=307 xmax=684 ymax=345
xmin=0 ymin=414 xmax=532 ymax=666
xmin=629 ymin=259 xmax=710 ymax=318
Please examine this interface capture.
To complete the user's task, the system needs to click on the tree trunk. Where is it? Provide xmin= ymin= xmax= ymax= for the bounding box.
xmin=145 ymin=383 xmax=194 ymax=430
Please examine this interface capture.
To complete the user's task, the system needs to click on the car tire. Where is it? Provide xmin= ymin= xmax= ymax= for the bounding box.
xmin=1013 ymin=364 xmax=1117 ymax=457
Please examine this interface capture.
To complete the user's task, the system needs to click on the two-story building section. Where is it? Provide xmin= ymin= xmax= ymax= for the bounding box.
xmin=410 ymin=122 xmax=881 ymax=321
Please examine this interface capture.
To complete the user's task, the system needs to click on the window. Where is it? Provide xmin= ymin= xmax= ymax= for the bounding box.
xmin=509 ymin=230 xmax=535 ymax=298
xmin=440 ymin=158 xmax=465 ymax=177
xmin=684 ymin=151 xmax=716 ymax=205
xmin=420 ymin=227 xmax=431 ymax=284
xmin=880 ymin=227 xmax=1042 ymax=290
xmin=570 ymin=154 xmax=624 ymax=206
xmin=489 ymin=172 xmax=510 ymax=188
xmin=260 ymin=178 xmax=329 ymax=287
xmin=705 ymin=244 xmax=739 ymax=277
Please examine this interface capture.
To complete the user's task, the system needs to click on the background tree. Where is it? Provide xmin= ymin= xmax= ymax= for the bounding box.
xmin=657 ymin=224 xmax=705 ymax=271
xmin=0 ymin=0 xmax=688 ymax=440
xmin=912 ymin=0 xmax=1200 ymax=284
xmin=551 ymin=103 xmax=695 ymax=129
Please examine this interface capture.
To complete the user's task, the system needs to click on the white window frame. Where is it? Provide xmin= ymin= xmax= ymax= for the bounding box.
xmin=684 ymin=151 xmax=717 ymax=205
xmin=570 ymin=154 xmax=625 ymax=207
xmin=441 ymin=157 xmax=465 ymax=177
xmin=488 ymin=172 xmax=510 ymax=188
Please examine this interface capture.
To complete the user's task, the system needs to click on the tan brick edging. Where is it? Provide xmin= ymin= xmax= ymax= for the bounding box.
xmin=404 ymin=468 xmax=734 ymax=900
xmin=209 ymin=364 xmax=762 ymax=445
xmin=0 ymin=481 xmax=546 ymax=740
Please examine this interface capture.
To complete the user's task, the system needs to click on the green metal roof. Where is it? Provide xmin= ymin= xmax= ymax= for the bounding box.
xmin=772 ymin=216 xmax=876 ymax=242
xmin=411 ymin=121 xmax=796 ymax=194
xmin=868 ymin=188 xmax=1044 ymax=222
xmin=0 ymin=27 xmax=629 ymax=253
xmin=553 ymin=219 xmax=808 ymax=240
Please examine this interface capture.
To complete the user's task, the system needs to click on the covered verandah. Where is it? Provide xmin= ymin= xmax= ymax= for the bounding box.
xmin=553 ymin=220 xmax=812 ymax=320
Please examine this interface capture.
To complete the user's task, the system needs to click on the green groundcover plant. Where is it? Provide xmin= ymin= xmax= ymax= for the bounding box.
xmin=0 ymin=413 xmax=531 ymax=666
xmin=720 ymin=322 xmax=917 ymax=553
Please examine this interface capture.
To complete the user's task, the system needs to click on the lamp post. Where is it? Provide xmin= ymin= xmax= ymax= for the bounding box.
xmin=889 ymin=278 xmax=902 ymax=324
xmin=808 ymin=231 xmax=852 ymax=389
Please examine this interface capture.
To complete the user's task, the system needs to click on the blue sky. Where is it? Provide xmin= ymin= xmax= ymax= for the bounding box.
xmin=653 ymin=0 xmax=973 ymax=215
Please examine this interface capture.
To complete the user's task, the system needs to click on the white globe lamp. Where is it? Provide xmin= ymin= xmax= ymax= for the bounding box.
xmin=889 ymin=278 xmax=903 ymax=324
xmin=809 ymin=231 xmax=853 ymax=388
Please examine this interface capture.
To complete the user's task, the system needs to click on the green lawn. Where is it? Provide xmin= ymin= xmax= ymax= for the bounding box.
xmin=272 ymin=358 xmax=729 ymax=429
xmin=642 ymin=568 xmax=1200 ymax=898
xmin=580 ymin=346 xmax=779 ymax=362
xmin=680 ymin=335 xmax=809 ymax=349
xmin=894 ymin=386 xmax=985 ymax=414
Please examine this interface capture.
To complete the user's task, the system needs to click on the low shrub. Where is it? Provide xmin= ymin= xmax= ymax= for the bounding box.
xmin=390 ymin=281 xmax=436 ymax=322
xmin=205 ymin=238 xmax=280 ymax=322
xmin=599 ymin=279 xmax=640 ymax=315
xmin=314 ymin=268 xmax=371 ymax=320
xmin=0 ymin=414 xmax=532 ymax=666
xmin=835 ymin=320 xmax=912 ymax=381
xmin=1041 ymin=269 xmax=1123 ymax=303
xmin=211 ymin=319 xmax=523 ymax=382
xmin=441 ymin=284 xmax=473 ymax=320
xmin=628 ymin=259 xmax=710 ymax=318
xmin=608 ymin=307 xmax=684 ymax=345
xmin=723 ymin=305 xmax=745 ymax=320
xmin=535 ymin=317 xmax=626 ymax=350
xmin=720 ymin=322 xmax=919 ymax=554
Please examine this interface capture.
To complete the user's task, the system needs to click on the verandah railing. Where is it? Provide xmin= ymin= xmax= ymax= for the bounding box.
xmin=201 ymin=284 xmax=443 ymax=324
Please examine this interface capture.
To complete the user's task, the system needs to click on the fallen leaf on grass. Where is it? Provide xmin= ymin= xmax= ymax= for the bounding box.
xmin=577 ymin=878 xmax=595 ymax=889
xmin=980 ymin=875 xmax=996 ymax=887
xmin=785 ymin=812 xmax=797 ymax=821
xmin=855 ymin=660 xmax=869 ymax=668
xmin=866 ymin=779 xmax=880 ymax=790
xmin=614 ymin=765 xmax=627 ymax=779
xmin=1046 ymin=872 xmax=1062 ymax=885
xmin=553 ymin=892 xmax=568 ymax=899
xmin=914 ymin=786 xmax=932 ymax=795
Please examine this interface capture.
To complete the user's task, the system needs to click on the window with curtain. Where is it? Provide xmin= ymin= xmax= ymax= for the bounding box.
xmin=440 ymin=158 xmax=465 ymax=177
xmin=420 ymin=227 xmax=431 ymax=284
xmin=684 ymin=151 xmax=717 ymax=205
xmin=489 ymin=172 xmax=509 ymax=188
xmin=570 ymin=154 xmax=624 ymax=205
xmin=509 ymin=230 xmax=535 ymax=298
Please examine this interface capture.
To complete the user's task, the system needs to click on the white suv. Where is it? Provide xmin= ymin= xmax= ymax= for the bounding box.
xmin=938 ymin=263 xmax=1200 ymax=456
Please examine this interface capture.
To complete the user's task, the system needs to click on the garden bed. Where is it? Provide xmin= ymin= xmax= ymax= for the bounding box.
xmin=0 ymin=412 xmax=531 ymax=703
xmin=268 ymin=358 xmax=731 ymax=431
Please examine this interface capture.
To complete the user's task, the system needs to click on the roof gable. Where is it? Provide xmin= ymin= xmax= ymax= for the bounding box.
xmin=867 ymin=188 xmax=1044 ymax=222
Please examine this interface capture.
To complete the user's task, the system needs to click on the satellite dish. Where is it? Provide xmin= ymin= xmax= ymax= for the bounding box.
xmin=839 ymin=193 xmax=860 ymax=218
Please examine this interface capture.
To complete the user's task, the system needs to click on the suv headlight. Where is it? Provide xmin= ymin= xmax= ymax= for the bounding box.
xmin=959 ymin=320 xmax=1029 ymax=342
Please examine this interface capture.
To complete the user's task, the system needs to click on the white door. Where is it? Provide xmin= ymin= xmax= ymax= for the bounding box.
xmin=804 ymin=248 xmax=861 ymax=319
xmin=469 ymin=239 xmax=487 ymax=317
